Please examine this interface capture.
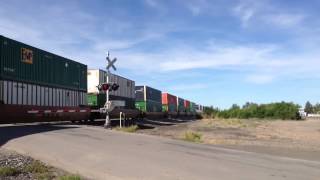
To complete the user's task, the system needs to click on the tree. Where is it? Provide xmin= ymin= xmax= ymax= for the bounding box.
xmin=305 ymin=101 xmax=313 ymax=114
xmin=313 ymin=103 xmax=320 ymax=114
xmin=231 ymin=104 xmax=240 ymax=110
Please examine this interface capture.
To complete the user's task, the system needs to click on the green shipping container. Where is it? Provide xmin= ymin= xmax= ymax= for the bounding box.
xmin=87 ymin=94 xmax=100 ymax=106
xmin=135 ymin=101 xmax=146 ymax=112
xmin=135 ymin=100 xmax=162 ymax=112
xmin=87 ymin=93 xmax=135 ymax=109
xmin=184 ymin=106 xmax=190 ymax=112
xmin=0 ymin=35 xmax=87 ymax=91
xmin=162 ymin=104 xmax=177 ymax=112
xmin=190 ymin=102 xmax=196 ymax=112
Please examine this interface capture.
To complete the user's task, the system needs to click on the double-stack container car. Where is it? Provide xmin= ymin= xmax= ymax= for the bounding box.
xmin=195 ymin=104 xmax=203 ymax=113
xmin=87 ymin=69 xmax=135 ymax=109
xmin=0 ymin=35 xmax=202 ymax=123
xmin=162 ymin=93 xmax=177 ymax=112
xmin=0 ymin=35 xmax=89 ymax=123
xmin=184 ymin=100 xmax=191 ymax=113
xmin=135 ymin=85 xmax=162 ymax=112
xmin=190 ymin=102 xmax=196 ymax=113
xmin=87 ymin=69 xmax=138 ymax=118
xmin=177 ymin=97 xmax=185 ymax=113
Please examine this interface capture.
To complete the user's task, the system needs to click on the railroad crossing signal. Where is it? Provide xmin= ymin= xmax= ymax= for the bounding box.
xmin=97 ymin=83 xmax=119 ymax=92
xmin=104 ymin=51 xmax=120 ymax=129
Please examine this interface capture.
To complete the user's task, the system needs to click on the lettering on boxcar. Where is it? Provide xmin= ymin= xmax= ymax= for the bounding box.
xmin=21 ymin=48 xmax=33 ymax=64
xmin=3 ymin=67 xmax=15 ymax=72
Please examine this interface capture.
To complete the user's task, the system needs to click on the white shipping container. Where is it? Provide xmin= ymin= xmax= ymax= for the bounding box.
xmin=1 ymin=80 xmax=86 ymax=107
xmin=87 ymin=69 xmax=135 ymax=99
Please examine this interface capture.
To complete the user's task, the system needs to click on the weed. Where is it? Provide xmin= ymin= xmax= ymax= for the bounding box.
xmin=0 ymin=166 xmax=20 ymax=177
xmin=24 ymin=160 xmax=49 ymax=174
xmin=59 ymin=175 xmax=82 ymax=180
xmin=183 ymin=131 xmax=203 ymax=143
xmin=23 ymin=160 xmax=55 ymax=179
xmin=115 ymin=125 xmax=139 ymax=133
xmin=36 ymin=172 xmax=55 ymax=180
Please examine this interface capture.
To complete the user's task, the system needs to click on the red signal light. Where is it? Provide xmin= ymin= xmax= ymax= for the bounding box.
xmin=101 ymin=83 xmax=110 ymax=91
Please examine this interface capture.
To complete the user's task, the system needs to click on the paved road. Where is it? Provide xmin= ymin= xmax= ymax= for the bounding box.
xmin=1 ymin=123 xmax=320 ymax=180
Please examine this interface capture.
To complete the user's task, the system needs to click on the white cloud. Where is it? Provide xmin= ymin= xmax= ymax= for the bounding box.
xmin=145 ymin=0 xmax=158 ymax=7
xmin=263 ymin=14 xmax=305 ymax=27
xmin=167 ymin=83 xmax=208 ymax=92
xmin=116 ymin=40 xmax=320 ymax=85
xmin=233 ymin=3 xmax=256 ymax=27
xmin=159 ymin=44 xmax=277 ymax=71
xmin=245 ymin=74 xmax=275 ymax=84
xmin=232 ymin=0 xmax=265 ymax=27
xmin=184 ymin=0 xmax=208 ymax=16
xmin=232 ymin=0 xmax=306 ymax=29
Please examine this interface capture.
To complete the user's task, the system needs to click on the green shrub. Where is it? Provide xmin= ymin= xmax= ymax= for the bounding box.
xmin=115 ymin=125 xmax=139 ymax=133
xmin=24 ymin=160 xmax=49 ymax=174
xmin=0 ymin=166 xmax=20 ymax=177
xmin=59 ymin=175 xmax=82 ymax=180
xmin=184 ymin=131 xmax=202 ymax=143
xmin=205 ymin=102 xmax=300 ymax=120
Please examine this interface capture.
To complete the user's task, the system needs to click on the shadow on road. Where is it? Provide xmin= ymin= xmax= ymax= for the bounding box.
xmin=69 ymin=118 xmax=197 ymax=130
xmin=0 ymin=123 xmax=79 ymax=147
xmin=135 ymin=118 xmax=197 ymax=129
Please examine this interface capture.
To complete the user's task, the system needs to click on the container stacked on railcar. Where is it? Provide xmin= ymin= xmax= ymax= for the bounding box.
xmin=135 ymin=85 xmax=162 ymax=112
xmin=87 ymin=69 xmax=139 ymax=119
xmin=195 ymin=104 xmax=203 ymax=113
xmin=87 ymin=69 xmax=135 ymax=109
xmin=0 ymin=35 xmax=89 ymax=123
xmin=190 ymin=102 xmax=197 ymax=113
xmin=184 ymin=100 xmax=191 ymax=113
xmin=0 ymin=35 xmax=204 ymax=123
xmin=177 ymin=97 xmax=185 ymax=113
xmin=162 ymin=93 xmax=177 ymax=112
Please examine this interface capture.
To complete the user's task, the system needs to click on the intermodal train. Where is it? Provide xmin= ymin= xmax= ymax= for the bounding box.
xmin=0 ymin=35 xmax=203 ymax=123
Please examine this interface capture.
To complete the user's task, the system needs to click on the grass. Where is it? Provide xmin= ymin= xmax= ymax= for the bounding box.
xmin=23 ymin=160 xmax=54 ymax=180
xmin=24 ymin=160 xmax=50 ymax=174
xmin=0 ymin=166 xmax=20 ymax=177
xmin=183 ymin=131 xmax=203 ymax=143
xmin=59 ymin=175 xmax=82 ymax=180
xmin=0 ymin=154 xmax=82 ymax=180
xmin=203 ymin=118 xmax=257 ymax=128
xmin=36 ymin=172 xmax=55 ymax=180
xmin=115 ymin=125 xmax=139 ymax=133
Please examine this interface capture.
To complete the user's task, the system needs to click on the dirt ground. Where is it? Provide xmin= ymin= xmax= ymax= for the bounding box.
xmin=137 ymin=118 xmax=320 ymax=161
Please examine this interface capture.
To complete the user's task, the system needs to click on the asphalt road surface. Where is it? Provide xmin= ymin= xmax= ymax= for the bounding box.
xmin=1 ymin=123 xmax=320 ymax=180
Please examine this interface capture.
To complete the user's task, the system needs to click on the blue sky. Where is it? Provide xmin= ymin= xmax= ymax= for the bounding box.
xmin=1 ymin=0 xmax=319 ymax=108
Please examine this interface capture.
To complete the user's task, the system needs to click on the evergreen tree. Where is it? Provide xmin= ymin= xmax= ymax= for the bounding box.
xmin=305 ymin=101 xmax=313 ymax=114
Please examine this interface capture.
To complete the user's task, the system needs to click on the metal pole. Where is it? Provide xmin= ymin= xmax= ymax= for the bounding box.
xmin=104 ymin=52 xmax=110 ymax=128
xmin=120 ymin=112 xmax=122 ymax=128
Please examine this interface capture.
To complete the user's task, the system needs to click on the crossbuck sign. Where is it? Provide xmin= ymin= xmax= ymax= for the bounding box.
xmin=106 ymin=54 xmax=117 ymax=71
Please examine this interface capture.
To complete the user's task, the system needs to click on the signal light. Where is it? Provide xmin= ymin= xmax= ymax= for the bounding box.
xmin=101 ymin=83 xmax=110 ymax=91
xmin=111 ymin=83 xmax=119 ymax=91
xmin=97 ymin=83 xmax=119 ymax=92
xmin=97 ymin=84 xmax=102 ymax=91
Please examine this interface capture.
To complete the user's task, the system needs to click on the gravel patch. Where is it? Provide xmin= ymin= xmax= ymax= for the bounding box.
xmin=0 ymin=149 xmax=83 ymax=180
xmin=0 ymin=149 xmax=34 ymax=180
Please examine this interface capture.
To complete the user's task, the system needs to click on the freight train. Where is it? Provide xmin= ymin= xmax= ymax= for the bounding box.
xmin=0 ymin=35 xmax=203 ymax=124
